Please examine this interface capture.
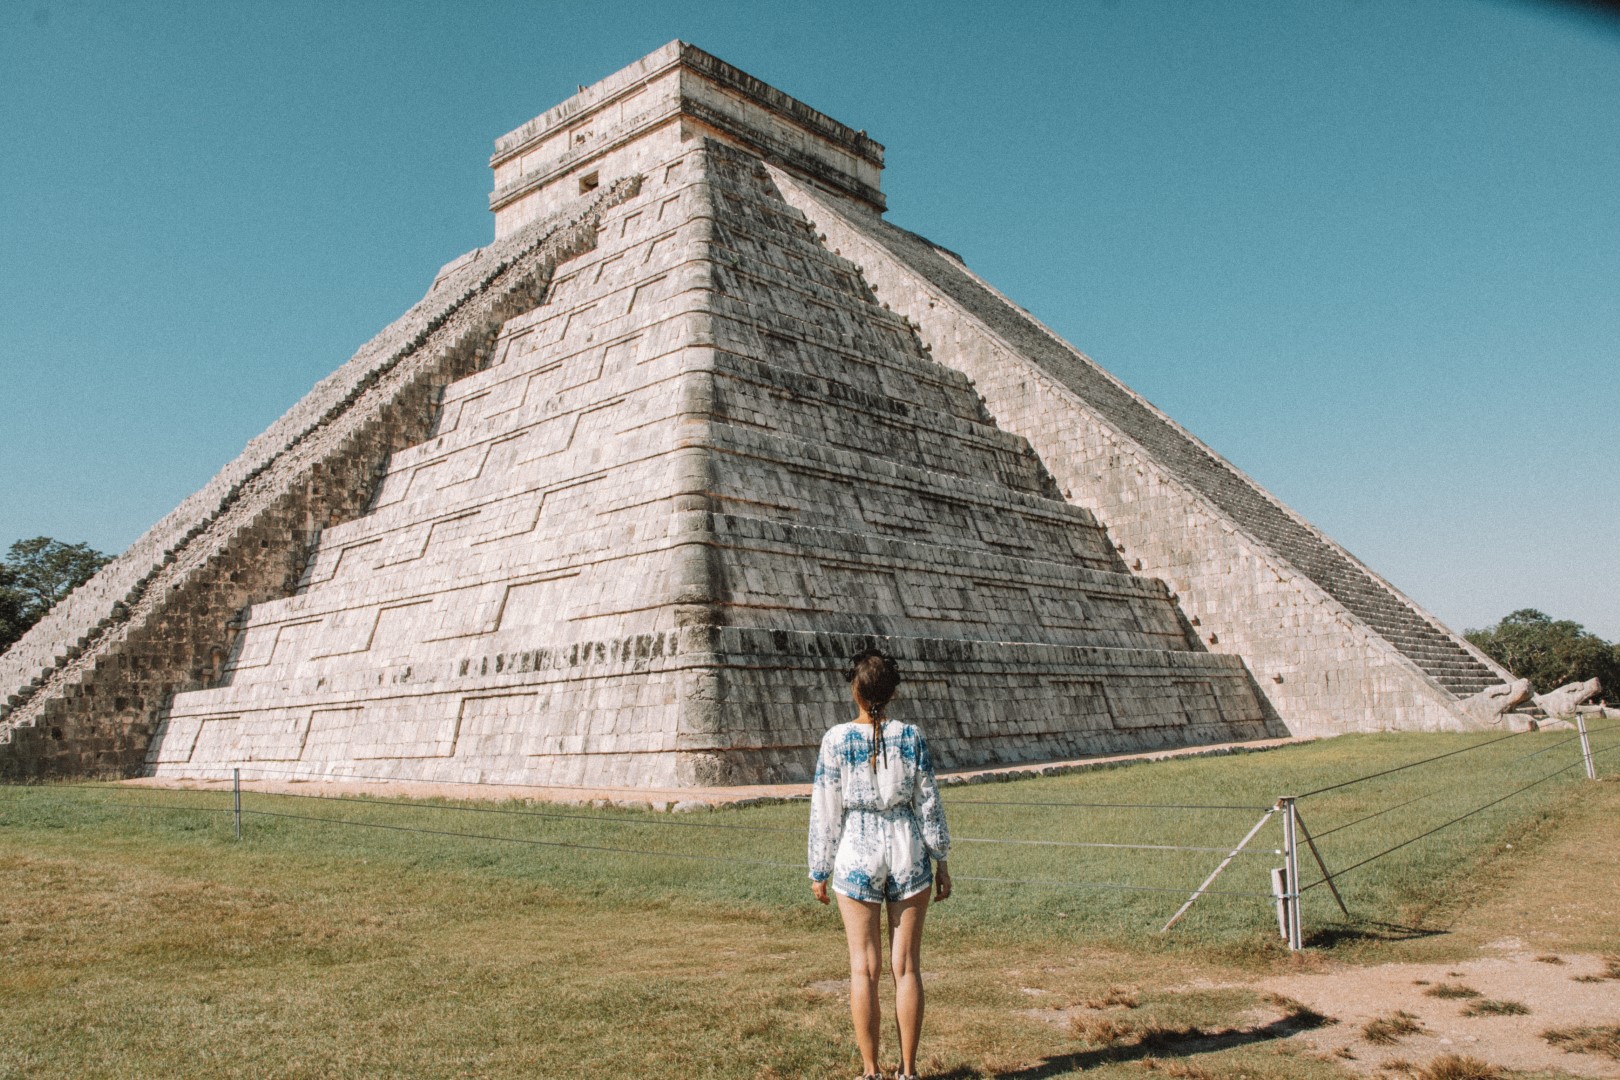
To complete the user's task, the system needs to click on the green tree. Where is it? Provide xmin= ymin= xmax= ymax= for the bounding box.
xmin=0 ymin=537 xmax=112 ymax=654
xmin=1465 ymin=609 xmax=1620 ymax=698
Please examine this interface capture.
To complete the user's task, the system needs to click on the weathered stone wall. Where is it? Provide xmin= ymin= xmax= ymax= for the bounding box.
xmin=143 ymin=139 xmax=1276 ymax=789
xmin=491 ymin=41 xmax=885 ymax=237
xmin=772 ymin=170 xmax=1507 ymax=734
xmin=0 ymin=180 xmax=641 ymax=777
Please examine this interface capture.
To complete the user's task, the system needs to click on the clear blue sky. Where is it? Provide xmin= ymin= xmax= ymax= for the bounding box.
xmin=2 ymin=1 xmax=1616 ymax=639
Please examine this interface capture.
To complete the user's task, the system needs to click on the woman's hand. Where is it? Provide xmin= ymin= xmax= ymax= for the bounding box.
xmin=934 ymin=861 xmax=952 ymax=902
xmin=811 ymin=879 xmax=830 ymax=905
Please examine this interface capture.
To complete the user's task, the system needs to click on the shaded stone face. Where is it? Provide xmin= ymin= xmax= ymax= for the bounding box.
xmin=0 ymin=42 xmax=1504 ymax=782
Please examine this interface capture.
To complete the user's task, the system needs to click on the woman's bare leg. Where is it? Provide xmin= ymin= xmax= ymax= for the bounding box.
xmin=887 ymin=889 xmax=931 ymax=1076
xmin=836 ymin=892 xmax=885 ymax=1075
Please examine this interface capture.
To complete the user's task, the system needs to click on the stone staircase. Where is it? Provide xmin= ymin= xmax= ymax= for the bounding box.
xmin=850 ymin=217 xmax=1502 ymax=702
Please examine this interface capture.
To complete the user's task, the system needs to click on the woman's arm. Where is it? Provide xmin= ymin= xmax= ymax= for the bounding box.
xmin=807 ymin=732 xmax=843 ymax=902
xmin=911 ymin=729 xmax=951 ymax=869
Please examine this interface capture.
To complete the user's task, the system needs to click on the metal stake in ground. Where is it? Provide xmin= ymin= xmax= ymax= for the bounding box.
xmin=1161 ymin=806 xmax=1275 ymax=933
xmin=1291 ymin=803 xmax=1349 ymax=917
xmin=1281 ymin=796 xmax=1303 ymax=950
xmin=1576 ymin=715 xmax=1597 ymax=781
xmin=233 ymin=767 xmax=242 ymax=842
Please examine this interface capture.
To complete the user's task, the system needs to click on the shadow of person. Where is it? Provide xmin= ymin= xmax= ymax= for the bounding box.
xmin=973 ymin=1008 xmax=1337 ymax=1079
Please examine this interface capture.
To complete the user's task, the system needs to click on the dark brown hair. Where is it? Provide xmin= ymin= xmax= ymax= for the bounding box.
xmin=846 ymin=648 xmax=901 ymax=769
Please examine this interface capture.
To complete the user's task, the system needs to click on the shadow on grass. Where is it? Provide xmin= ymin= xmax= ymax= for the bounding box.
xmin=1305 ymin=918 xmax=1448 ymax=948
xmin=954 ymin=1009 xmax=1337 ymax=1079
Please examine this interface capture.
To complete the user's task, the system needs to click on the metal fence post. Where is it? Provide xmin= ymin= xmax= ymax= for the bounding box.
xmin=1576 ymin=715 xmax=1597 ymax=781
xmin=1280 ymin=796 xmax=1303 ymax=950
xmin=233 ymin=767 xmax=242 ymax=842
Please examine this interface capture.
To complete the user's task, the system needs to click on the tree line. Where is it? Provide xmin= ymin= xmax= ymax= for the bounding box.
xmin=1465 ymin=609 xmax=1618 ymax=699
xmin=0 ymin=537 xmax=111 ymax=653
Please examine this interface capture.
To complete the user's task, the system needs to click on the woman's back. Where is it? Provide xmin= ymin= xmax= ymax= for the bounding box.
xmin=810 ymin=649 xmax=950 ymax=1080
xmin=815 ymin=719 xmax=934 ymax=811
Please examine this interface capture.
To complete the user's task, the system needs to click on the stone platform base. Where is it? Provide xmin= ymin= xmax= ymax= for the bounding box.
xmin=120 ymin=734 xmax=1302 ymax=810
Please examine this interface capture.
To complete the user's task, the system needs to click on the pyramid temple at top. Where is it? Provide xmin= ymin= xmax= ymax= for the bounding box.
xmin=0 ymin=43 xmax=1515 ymax=785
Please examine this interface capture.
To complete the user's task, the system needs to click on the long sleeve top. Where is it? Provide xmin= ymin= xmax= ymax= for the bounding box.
xmin=807 ymin=719 xmax=951 ymax=883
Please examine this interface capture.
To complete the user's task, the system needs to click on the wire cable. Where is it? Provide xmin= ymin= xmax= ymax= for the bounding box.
xmin=951 ymin=872 xmax=1271 ymax=898
xmin=238 ymin=807 xmax=1269 ymax=897
xmin=241 ymin=807 xmax=807 ymax=869
xmin=1313 ymin=726 xmax=1616 ymax=836
xmin=943 ymin=796 xmax=1267 ymax=812
xmin=1503 ymin=725 xmax=1611 ymax=766
xmin=214 ymin=785 xmax=807 ymax=834
xmin=1297 ymin=727 xmax=1537 ymax=799
xmin=101 ymin=783 xmax=1276 ymax=855
xmin=953 ymin=836 xmax=1280 ymax=856
xmin=1309 ymin=791 xmax=1436 ymax=840
xmin=133 ymin=761 xmax=810 ymax=799
xmin=106 ymin=800 xmax=232 ymax=815
xmin=1300 ymin=756 xmax=1588 ymax=890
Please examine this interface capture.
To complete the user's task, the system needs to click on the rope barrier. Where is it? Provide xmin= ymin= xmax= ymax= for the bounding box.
xmin=86 ymin=782 xmax=1274 ymax=855
xmin=122 ymin=765 xmax=1274 ymax=812
xmin=1308 ymin=724 xmax=1618 ymax=838
xmin=952 ymin=836 xmax=1281 ymax=856
xmin=130 ymin=761 xmax=813 ymax=798
xmin=951 ymin=872 xmax=1271 ymax=898
xmin=190 ymin=785 xmax=808 ymax=834
xmin=35 ymin=718 xmax=1613 ymax=928
xmin=1309 ymin=791 xmax=1436 ymax=840
xmin=228 ymin=807 xmax=1261 ymax=900
xmin=1586 ymin=740 xmax=1618 ymax=760
xmin=239 ymin=807 xmax=808 ymax=870
xmin=1296 ymin=727 xmax=1536 ymax=798
xmin=1300 ymin=755 xmax=1588 ymax=891
xmin=1504 ymin=721 xmax=1619 ymax=765
xmin=106 ymin=799 xmax=232 ymax=816
xmin=943 ymin=796 xmax=1268 ymax=812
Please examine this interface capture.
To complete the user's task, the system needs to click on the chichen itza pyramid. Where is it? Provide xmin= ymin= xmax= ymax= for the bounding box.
xmin=0 ymin=43 xmax=1516 ymax=786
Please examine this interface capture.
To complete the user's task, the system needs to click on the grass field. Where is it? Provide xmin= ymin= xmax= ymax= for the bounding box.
xmin=1 ymin=725 xmax=1615 ymax=1079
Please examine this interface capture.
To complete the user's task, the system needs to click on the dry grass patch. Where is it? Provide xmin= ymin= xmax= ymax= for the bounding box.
xmin=1082 ymin=984 xmax=1140 ymax=1010
xmin=1459 ymin=998 xmax=1528 ymax=1017
xmin=1138 ymin=1057 xmax=1219 ymax=1078
xmin=1362 ymin=1010 xmax=1424 ymax=1045
xmin=1533 ymin=953 xmax=1564 ymax=964
xmin=1413 ymin=1054 xmax=1506 ymax=1080
xmin=1541 ymin=1024 xmax=1620 ymax=1060
xmin=1377 ymin=1055 xmax=1505 ymax=1079
xmin=1422 ymin=982 xmax=1480 ymax=1000
xmin=1070 ymin=1014 xmax=1139 ymax=1046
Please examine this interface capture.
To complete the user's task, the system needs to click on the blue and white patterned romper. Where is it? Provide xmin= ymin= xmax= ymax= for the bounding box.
xmin=807 ymin=720 xmax=951 ymax=903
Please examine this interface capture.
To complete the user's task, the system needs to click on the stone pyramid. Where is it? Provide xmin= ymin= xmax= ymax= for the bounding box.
xmin=0 ymin=43 xmax=1510 ymax=784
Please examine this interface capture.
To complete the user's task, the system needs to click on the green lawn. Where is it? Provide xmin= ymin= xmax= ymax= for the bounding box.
xmin=1 ymin=725 xmax=1614 ymax=1079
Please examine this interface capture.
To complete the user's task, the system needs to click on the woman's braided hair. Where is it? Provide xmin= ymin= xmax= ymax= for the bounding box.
xmin=846 ymin=648 xmax=901 ymax=771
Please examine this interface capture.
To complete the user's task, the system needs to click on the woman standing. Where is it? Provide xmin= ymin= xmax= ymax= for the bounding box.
xmin=809 ymin=649 xmax=952 ymax=1080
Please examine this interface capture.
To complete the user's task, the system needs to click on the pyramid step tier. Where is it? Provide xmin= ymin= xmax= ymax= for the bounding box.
xmin=152 ymin=627 xmax=1276 ymax=788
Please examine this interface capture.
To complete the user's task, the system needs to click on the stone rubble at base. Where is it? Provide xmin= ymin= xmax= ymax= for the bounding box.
xmin=0 ymin=42 xmax=1514 ymax=784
